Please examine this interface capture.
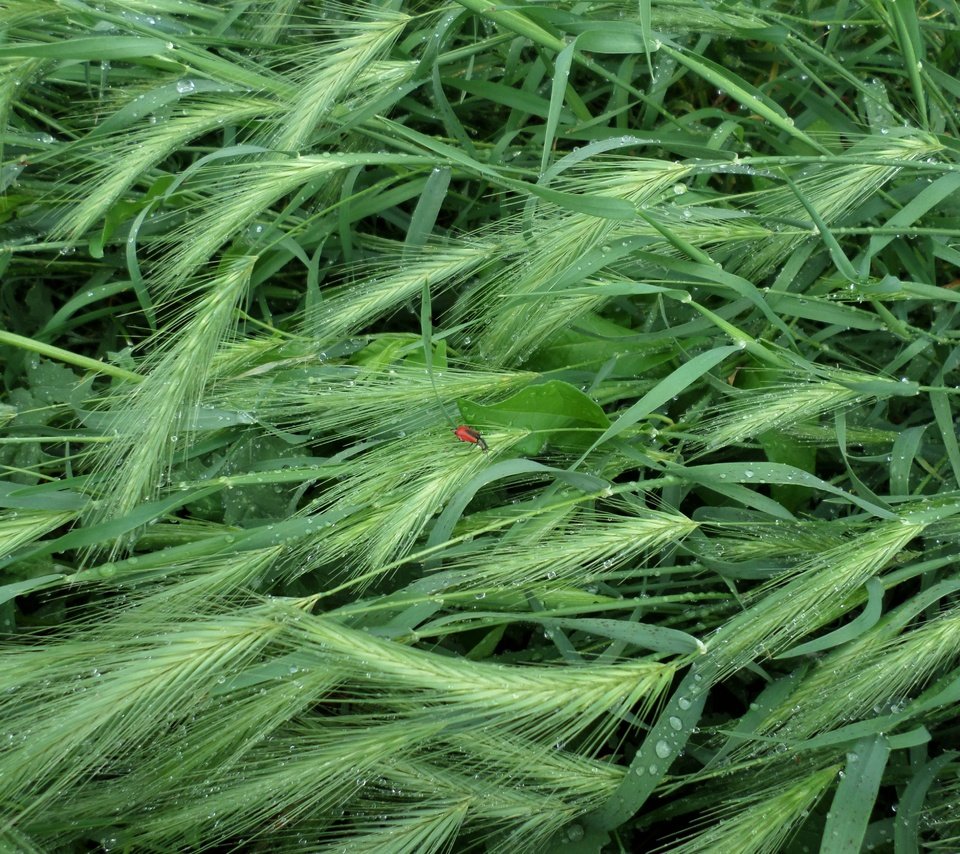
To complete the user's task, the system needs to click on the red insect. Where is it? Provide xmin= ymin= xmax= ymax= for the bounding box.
xmin=453 ymin=424 xmax=488 ymax=452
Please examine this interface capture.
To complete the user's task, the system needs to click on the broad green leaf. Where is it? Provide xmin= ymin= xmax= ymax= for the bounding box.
xmin=427 ymin=459 xmax=609 ymax=552
xmin=0 ymin=37 xmax=170 ymax=60
xmin=894 ymin=752 xmax=957 ymax=854
xmin=820 ymin=735 xmax=890 ymax=854
xmin=405 ymin=167 xmax=451 ymax=251
xmin=658 ymin=44 xmax=829 ymax=155
xmin=776 ymin=577 xmax=884 ymax=658
xmin=587 ymin=662 xmax=713 ymax=832
xmin=666 ymin=461 xmax=899 ymax=520
xmin=458 ymin=380 xmax=609 ymax=455
xmin=536 ymin=616 xmax=704 ymax=655
xmin=573 ymin=345 xmax=742 ymax=466
xmin=0 ymin=573 xmax=65 ymax=605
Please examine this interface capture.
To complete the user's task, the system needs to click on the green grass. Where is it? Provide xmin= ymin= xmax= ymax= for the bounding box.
xmin=2 ymin=0 xmax=960 ymax=851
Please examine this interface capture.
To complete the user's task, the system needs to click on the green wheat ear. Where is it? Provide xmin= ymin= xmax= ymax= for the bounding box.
xmin=87 ymin=256 xmax=255 ymax=533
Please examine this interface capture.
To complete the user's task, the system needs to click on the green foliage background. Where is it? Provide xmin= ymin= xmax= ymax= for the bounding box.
xmin=1 ymin=0 xmax=960 ymax=850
